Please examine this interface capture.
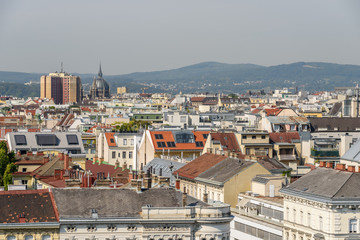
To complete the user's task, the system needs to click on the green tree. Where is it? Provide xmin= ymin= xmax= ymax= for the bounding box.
xmin=3 ymin=163 xmax=17 ymax=190
xmin=0 ymin=142 xmax=16 ymax=186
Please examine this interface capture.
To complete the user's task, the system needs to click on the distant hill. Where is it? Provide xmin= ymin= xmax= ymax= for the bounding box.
xmin=1 ymin=61 xmax=360 ymax=97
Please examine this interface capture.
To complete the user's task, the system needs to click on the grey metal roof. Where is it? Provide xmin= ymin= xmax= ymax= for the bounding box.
xmin=280 ymin=168 xmax=360 ymax=202
xmin=195 ymin=158 xmax=255 ymax=185
xmin=52 ymin=188 xmax=207 ymax=219
xmin=143 ymin=158 xmax=185 ymax=178
xmin=341 ymin=139 xmax=360 ymax=162
xmin=6 ymin=132 xmax=85 ymax=153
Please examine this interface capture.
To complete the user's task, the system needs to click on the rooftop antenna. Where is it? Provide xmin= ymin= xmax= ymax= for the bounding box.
xmin=61 ymin=62 xmax=64 ymax=73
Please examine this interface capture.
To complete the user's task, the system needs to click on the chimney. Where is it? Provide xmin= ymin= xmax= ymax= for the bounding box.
xmin=175 ymin=179 xmax=181 ymax=190
xmin=326 ymin=162 xmax=333 ymax=169
xmin=27 ymin=151 xmax=33 ymax=156
xmin=18 ymin=214 xmax=26 ymax=223
xmin=43 ymin=156 xmax=50 ymax=164
xmin=122 ymin=162 xmax=127 ymax=169
xmin=182 ymin=191 xmax=187 ymax=207
xmin=131 ymin=179 xmax=138 ymax=188
xmin=144 ymin=176 xmax=152 ymax=189
xmin=64 ymin=154 xmax=70 ymax=170
xmin=336 ymin=163 xmax=346 ymax=171
xmin=319 ymin=161 xmax=326 ymax=167
xmin=348 ymin=165 xmax=356 ymax=172
xmin=58 ymin=152 xmax=64 ymax=161
xmin=115 ymin=160 xmax=120 ymax=169
xmin=37 ymin=151 xmax=44 ymax=156
xmin=203 ymin=192 xmax=208 ymax=203
xmin=54 ymin=169 xmax=62 ymax=180
xmin=65 ymin=178 xmax=81 ymax=188
xmin=137 ymin=179 xmax=142 ymax=192
xmin=17 ymin=151 xmax=21 ymax=156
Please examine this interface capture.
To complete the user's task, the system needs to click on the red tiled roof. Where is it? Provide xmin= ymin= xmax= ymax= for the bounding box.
xmin=251 ymin=108 xmax=262 ymax=114
xmin=269 ymin=132 xmax=300 ymax=143
xmin=173 ymin=153 xmax=227 ymax=179
xmin=191 ymin=97 xmax=205 ymax=102
xmin=25 ymin=110 xmax=36 ymax=116
xmin=265 ymin=108 xmax=282 ymax=116
xmin=105 ymin=132 xmax=116 ymax=147
xmin=210 ymin=132 xmax=241 ymax=153
xmin=86 ymin=160 xmax=118 ymax=176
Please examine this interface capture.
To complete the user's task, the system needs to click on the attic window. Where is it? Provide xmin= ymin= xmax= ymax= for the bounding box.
xmin=35 ymin=134 xmax=57 ymax=146
xmin=157 ymin=142 xmax=166 ymax=148
xmin=195 ymin=141 xmax=204 ymax=147
xmin=167 ymin=142 xmax=176 ymax=147
xmin=155 ymin=134 xmax=163 ymax=139
xmin=203 ymin=134 xmax=209 ymax=139
xmin=15 ymin=135 xmax=27 ymax=145
xmin=261 ymin=135 xmax=266 ymax=139
xmin=242 ymin=135 xmax=247 ymax=139
xmin=110 ymin=138 xmax=115 ymax=143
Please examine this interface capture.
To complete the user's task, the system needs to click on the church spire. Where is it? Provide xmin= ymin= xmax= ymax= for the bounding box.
xmin=98 ymin=63 xmax=103 ymax=78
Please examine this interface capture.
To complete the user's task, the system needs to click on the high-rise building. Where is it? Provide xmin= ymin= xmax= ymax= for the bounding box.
xmin=40 ymin=70 xmax=82 ymax=104
xmin=89 ymin=64 xmax=110 ymax=99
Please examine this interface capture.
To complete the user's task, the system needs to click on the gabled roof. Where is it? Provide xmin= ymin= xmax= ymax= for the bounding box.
xmin=0 ymin=189 xmax=58 ymax=223
xmin=191 ymin=97 xmax=205 ymax=102
xmin=329 ymin=102 xmax=342 ymax=116
xmin=309 ymin=117 xmax=360 ymax=132
xmin=173 ymin=153 xmax=227 ymax=179
xmin=104 ymin=132 xmax=116 ymax=147
xmin=265 ymin=108 xmax=282 ymax=116
xmin=280 ymin=167 xmax=360 ymax=202
xmin=269 ymin=132 xmax=300 ymax=143
xmin=251 ymin=108 xmax=262 ymax=114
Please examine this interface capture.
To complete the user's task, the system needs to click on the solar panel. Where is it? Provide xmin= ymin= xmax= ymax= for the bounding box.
xmin=14 ymin=135 xmax=27 ymax=145
xmin=66 ymin=135 xmax=79 ymax=145
xmin=36 ymin=134 xmax=58 ymax=146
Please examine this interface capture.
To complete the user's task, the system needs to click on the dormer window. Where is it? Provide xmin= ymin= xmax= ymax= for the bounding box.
xmin=155 ymin=134 xmax=163 ymax=139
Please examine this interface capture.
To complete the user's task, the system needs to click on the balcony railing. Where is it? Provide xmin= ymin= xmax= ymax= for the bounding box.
xmin=311 ymin=149 xmax=339 ymax=157
xmin=278 ymin=154 xmax=297 ymax=161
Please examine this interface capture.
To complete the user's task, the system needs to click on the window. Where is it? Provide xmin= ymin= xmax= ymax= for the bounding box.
xmin=300 ymin=211 xmax=303 ymax=225
xmin=118 ymin=153 xmax=120 ymax=157
xmin=242 ymin=135 xmax=247 ymax=139
xmin=350 ymin=219 xmax=357 ymax=233
xmin=155 ymin=134 xmax=163 ymax=139
xmin=66 ymin=135 xmax=79 ymax=145
xmin=123 ymin=139 xmax=127 ymax=145
xmin=203 ymin=134 xmax=209 ymax=139
xmin=195 ymin=141 xmax=204 ymax=147
xmin=157 ymin=142 xmax=166 ymax=147
xmin=131 ymin=139 xmax=134 ymax=145
xmin=22 ymin=168 xmax=27 ymax=173
xmin=7 ymin=236 xmax=16 ymax=240
xmin=307 ymin=213 xmax=311 ymax=226
xmin=245 ymin=148 xmax=250 ymax=155
xmin=167 ymin=142 xmax=176 ymax=147
xmin=112 ymin=151 xmax=116 ymax=159
xmin=261 ymin=135 xmax=266 ymax=139
xmin=25 ymin=236 xmax=33 ymax=240
xmin=129 ymin=151 xmax=133 ymax=159
xmin=122 ymin=151 xmax=126 ymax=158
xmin=36 ymin=134 xmax=57 ymax=146
xmin=22 ymin=180 xmax=28 ymax=185
xmin=180 ymin=116 xmax=187 ymax=123
xmin=15 ymin=135 xmax=27 ymax=145
xmin=110 ymin=138 xmax=115 ymax=143
xmin=286 ymin=207 xmax=289 ymax=220
xmin=252 ymin=135 xmax=256 ymax=139
xmin=175 ymin=133 xmax=194 ymax=143
xmin=293 ymin=209 xmax=296 ymax=223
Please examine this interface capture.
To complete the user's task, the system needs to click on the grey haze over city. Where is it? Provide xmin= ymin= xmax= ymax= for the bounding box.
xmin=1 ymin=0 xmax=360 ymax=75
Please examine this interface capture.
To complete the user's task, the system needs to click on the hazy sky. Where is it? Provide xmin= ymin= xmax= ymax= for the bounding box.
xmin=1 ymin=0 xmax=360 ymax=75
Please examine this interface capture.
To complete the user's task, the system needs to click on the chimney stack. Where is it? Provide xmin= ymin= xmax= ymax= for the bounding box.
xmin=336 ymin=163 xmax=346 ymax=171
xmin=319 ymin=161 xmax=325 ymax=167
xmin=122 ymin=162 xmax=127 ymax=169
xmin=348 ymin=165 xmax=356 ymax=172
xmin=115 ymin=160 xmax=120 ymax=169
xmin=182 ymin=191 xmax=187 ymax=207
xmin=58 ymin=152 xmax=64 ymax=161
xmin=137 ymin=179 xmax=142 ymax=192
xmin=18 ymin=214 xmax=26 ymax=223
xmin=17 ymin=151 xmax=21 ymax=156
xmin=326 ymin=162 xmax=333 ymax=169
xmin=43 ymin=156 xmax=50 ymax=164
xmin=37 ymin=151 xmax=44 ymax=156
xmin=175 ymin=179 xmax=181 ymax=190
xmin=27 ymin=151 xmax=33 ymax=156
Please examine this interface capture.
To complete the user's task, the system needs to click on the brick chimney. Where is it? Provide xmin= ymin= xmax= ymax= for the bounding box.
xmin=326 ymin=162 xmax=333 ymax=169
xmin=122 ymin=162 xmax=127 ymax=169
xmin=319 ymin=161 xmax=326 ymax=167
xmin=65 ymin=178 xmax=81 ymax=188
xmin=175 ymin=179 xmax=181 ymax=190
xmin=64 ymin=154 xmax=70 ymax=170
xmin=115 ymin=160 xmax=120 ymax=169
xmin=27 ymin=151 xmax=33 ymax=156
xmin=18 ymin=214 xmax=26 ymax=223
xmin=43 ymin=156 xmax=49 ymax=164
xmin=336 ymin=163 xmax=346 ymax=171
xmin=17 ymin=151 xmax=21 ymax=156
xmin=58 ymin=152 xmax=64 ymax=161
xmin=37 ymin=151 xmax=44 ymax=156
xmin=137 ymin=179 xmax=142 ymax=192
xmin=348 ymin=165 xmax=356 ymax=172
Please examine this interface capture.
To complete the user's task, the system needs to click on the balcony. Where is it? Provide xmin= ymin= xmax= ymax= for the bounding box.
xmin=311 ymin=149 xmax=339 ymax=158
xmin=278 ymin=154 xmax=298 ymax=161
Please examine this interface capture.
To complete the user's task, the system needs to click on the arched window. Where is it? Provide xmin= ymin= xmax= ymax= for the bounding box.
xmin=25 ymin=236 xmax=33 ymax=240
xmin=42 ymin=235 xmax=51 ymax=240
xmin=7 ymin=236 xmax=16 ymax=240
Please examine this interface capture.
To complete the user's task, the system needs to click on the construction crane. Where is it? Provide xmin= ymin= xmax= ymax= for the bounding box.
xmin=141 ymin=87 xmax=149 ymax=94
